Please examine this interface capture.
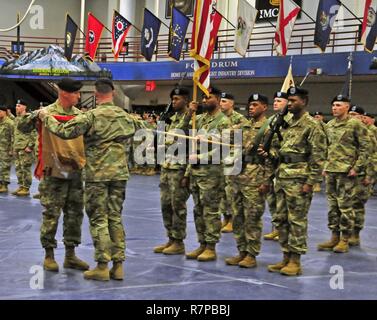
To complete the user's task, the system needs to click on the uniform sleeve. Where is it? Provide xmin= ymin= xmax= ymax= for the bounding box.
xmin=306 ymin=122 xmax=327 ymax=186
xmin=17 ymin=112 xmax=38 ymax=133
xmin=43 ymin=113 xmax=93 ymax=139
xmin=366 ymin=129 xmax=377 ymax=181
xmin=353 ymin=122 xmax=370 ymax=174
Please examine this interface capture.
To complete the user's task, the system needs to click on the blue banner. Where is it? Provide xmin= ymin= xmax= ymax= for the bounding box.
xmin=141 ymin=8 xmax=162 ymax=61
xmin=314 ymin=0 xmax=341 ymax=52
xmin=168 ymin=7 xmax=190 ymax=61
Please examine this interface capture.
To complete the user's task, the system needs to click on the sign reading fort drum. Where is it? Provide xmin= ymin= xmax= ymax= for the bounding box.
xmin=256 ymin=0 xmax=302 ymax=22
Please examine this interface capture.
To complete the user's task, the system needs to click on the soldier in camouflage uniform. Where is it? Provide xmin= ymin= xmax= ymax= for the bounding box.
xmin=266 ymin=87 xmax=327 ymax=276
xmin=346 ymin=105 xmax=375 ymax=247
xmin=0 ymin=106 xmax=14 ymax=193
xmin=318 ymin=98 xmax=369 ymax=253
xmin=11 ymin=99 xmax=37 ymax=196
xmin=153 ymin=87 xmax=191 ymax=255
xmin=18 ymin=78 xmax=88 ymax=273
xmin=40 ymin=78 xmax=139 ymax=281
xmin=264 ymin=91 xmax=289 ymax=241
xmin=219 ymin=92 xmax=248 ymax=233
xmin=225 ymin=93 xmax=273 ymax=268
xmin=185 ymin=86 xmax=231 ymax=261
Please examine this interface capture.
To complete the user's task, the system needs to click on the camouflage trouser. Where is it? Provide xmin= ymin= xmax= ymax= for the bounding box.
xmin=274 ymin=178 xmax=313 ymax=255
xmin=160 ymin=168 xmax=190 ymax=240
xmin=232 ymin=182 xmax=265 ymax=256
xmin=325 ymin=173 xmax=355 ymax=234
xmin=190 ymin=174 xmax=224 ymax=244
xmin=14 ymin=149 xmax=34 ymax=188
xmin=266 ymin=182 xmax=277 ymax=229
xmin=0 ymin=154 xmax=12 ymax=185
xmin=352 ymin=175 xmax=372 ymax=231
xmin=39 ymin=175 xmax=84 ymax=248
xmin=219 ymin=176 xmax=234 ymax=218
xmin=85 ymin=181 xmax=127 ymax=263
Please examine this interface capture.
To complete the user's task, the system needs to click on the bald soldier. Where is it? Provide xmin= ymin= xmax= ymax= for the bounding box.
xmin=219 ymin=92 xmax=248 ymax=233
xmin=318 ymin=97 xmax=369 ymax=253
xmin=40 ymin=78 xmax=139 ymax=281
xmin=18 ymin=78 xmax=89 ymax=273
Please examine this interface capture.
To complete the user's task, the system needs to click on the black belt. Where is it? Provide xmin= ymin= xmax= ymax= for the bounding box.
xmin=243 ymin=155 xmax=265 ymax=165
xmin=279 ymin=154 xmax=308 ymax=164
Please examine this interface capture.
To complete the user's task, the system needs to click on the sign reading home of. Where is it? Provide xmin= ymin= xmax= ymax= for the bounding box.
xmin=165 ymin=0 xmax=194 ymax=18
xmin=256 ymin=0 xmax=302 ymax=22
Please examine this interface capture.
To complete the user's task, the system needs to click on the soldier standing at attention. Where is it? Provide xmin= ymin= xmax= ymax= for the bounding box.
xmin=185 ymin=86 xmax=231 ymax=262
xmin=153 ymin=87 xmax=191 ymax=255
xmin=225 ymin=93 xmax=273 ymax=268
xmin=0 ymin=106 xmax=14 ymax=193
xmin=40 ymin=78 xmax=138 ymax=281
xmin=263 ymin=91 xmax=289 ymax=242
xmin=11 ymin=99 xmax=37 ymax=196
xmin=219 ymin=92 xmax=248 ymax=233
xmin=265 ymin=87 xmax=326 ymax=276
xmin=317 ymin=98 xmax=369 ymax=253
xmin=18 ymin=78 xmax=89 ymax=273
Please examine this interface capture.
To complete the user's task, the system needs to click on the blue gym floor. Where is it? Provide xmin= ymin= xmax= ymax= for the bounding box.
xmin=0 ymin=168 xmax=376 ymax=300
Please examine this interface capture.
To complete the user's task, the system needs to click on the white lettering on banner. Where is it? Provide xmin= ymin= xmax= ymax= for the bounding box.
xmin=259 ymin=8 xmax=279 ymax=19
xmin=29 ymin=5 xmax=44 ymax=30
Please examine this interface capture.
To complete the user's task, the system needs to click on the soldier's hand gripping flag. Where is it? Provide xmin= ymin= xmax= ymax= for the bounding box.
xmin=112 ymin=10 xmax=132 ymax=60
xmin=141 ymin=8 xmax=162 ymax=61
xmin=274 ymin=0 xmax=301 ymax=56
xmin=168 ymin=7 xmax=190 ymax=61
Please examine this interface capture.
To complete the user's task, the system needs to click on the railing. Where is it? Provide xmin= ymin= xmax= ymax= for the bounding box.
xmin=0 ymin=16 xmax=372 ymax=64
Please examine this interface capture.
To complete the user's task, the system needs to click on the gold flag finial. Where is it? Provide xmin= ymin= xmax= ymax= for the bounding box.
xmin=270 ymin=0 xmax=280 ymax=6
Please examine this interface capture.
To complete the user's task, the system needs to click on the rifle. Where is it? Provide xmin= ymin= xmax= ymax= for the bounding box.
xmin=159 ymin=72 xmax=188 ymax=124
xmin=262 ymin=104 xmax=288 ymax=153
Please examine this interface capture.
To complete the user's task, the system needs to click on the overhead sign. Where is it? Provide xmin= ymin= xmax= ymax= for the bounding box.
xmin=256 ymin=0 xmax=302 ymax=22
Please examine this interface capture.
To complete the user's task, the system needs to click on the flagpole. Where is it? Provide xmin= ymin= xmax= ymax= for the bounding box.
xmin=339 ymin=1 xmax=363 ymax=24
xmin=300 ymin=8 xmax=316 ymax=23
xmin=215 ymin=9 xmax=236 ymax=29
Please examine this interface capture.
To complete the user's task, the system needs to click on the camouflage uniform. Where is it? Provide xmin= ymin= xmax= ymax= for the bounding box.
xmin=220 ymin=110 xmax=248 ymax=221
xmin=43 ymin=102 xmax=137 ymax=263
xmin=18 ymin=101 xmax=84 ymax=249
xmin=13 ymin=116 xmax=37 ymax=189
xmin=324 ymin=116 xmax=369 ymax=235
xmin=188 ymin=111 xmax=231 ymax=245
xmin=0 ymin=116 xmax=14 ymax=187
xmin=159 ymin=111 xmax=191 ymax=242
xmin=232 ymin=117 xmax=274 ymax=257
xmin=274 ymin=112 xmax=326 ymax=255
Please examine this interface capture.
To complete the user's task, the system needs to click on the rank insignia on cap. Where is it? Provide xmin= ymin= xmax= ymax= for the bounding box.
xmin=221 ymin=92 xmax=226 ymax=98
xmin=174 ymin=88 xmax=180 ymax=95
xmin=253 ymin=94 xmax=259 ymax=100
xmin=289 ymin=87 xmax=296 ymax=95
xmin=337 ymin=95 xmax=343 ymax=100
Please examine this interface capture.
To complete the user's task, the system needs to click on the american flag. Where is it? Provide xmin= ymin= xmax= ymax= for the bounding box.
xmin=112 ymin=10 xmax=132 ymax=59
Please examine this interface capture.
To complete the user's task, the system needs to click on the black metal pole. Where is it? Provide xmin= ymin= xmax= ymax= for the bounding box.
xmin=17 ymin=13 xmax=20 ymax=54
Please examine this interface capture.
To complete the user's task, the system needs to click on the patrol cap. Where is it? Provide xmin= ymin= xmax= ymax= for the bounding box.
xmin=287 ymin=86 xmax=309 ymax=97
xmin=274 ymin=91 xmax=289 ymax=99
xmin=95 ymin=78 xmax=115 ymax=90
xmin=331 ymin=94 xmax=351 ymax=104
xmin=16 ymin=99 xmax=27 ymax=106
xmin=313 ymin=111 xmax=323 ymax=116
xmin=364 ymin=112 xmax=374 ymax=119
xmin=57 ymin=78 xmax=83 ymax=93
xmin=221 ymin=92 xmax=235 ymax=100
xmin=248 ymin=93 xmax=269 ymax=105
xmin=170 ymin=86 xmax=191 ymax=98
xmin=349 ymin=105 xmax=365 ymax=115
xmin=203 ymin=86 xmax=222 ymax=97
xmin=0 ymin=105 xmax=7 ymax=112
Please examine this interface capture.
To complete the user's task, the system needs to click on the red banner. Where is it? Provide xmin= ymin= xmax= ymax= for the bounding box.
xmin=85 ymin=13 xmax=105 ymax=61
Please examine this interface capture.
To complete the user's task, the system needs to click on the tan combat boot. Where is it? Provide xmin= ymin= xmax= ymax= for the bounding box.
xmin=43 ymin=248 xmax=59 ymax=272
xmin=267 ymin=252 xmax=290 ymax=273
xmin=0 ymin=184 xmax=8 ymax=193
xmin=238 ymin=253 xmax=257 ymax=268
xmin=186 ymin=243 xmax=206 ymax=260
xmin=333 ymin=233 xmax=349 ymax=253
xmin=264 ymin=228 xmax=279 ymax=241
xmin=317 ymin=231 xmax=340 ymax=251
xmin=348 ymin=229 xmax=361 ymax=246
xmin=110 ymin=261 xmax=124 ymax=280
xmin=16 ymin=187 xmax=30 ymax=197
xmin=154 ymin=238 xmax=174 ymax=253
xmin=280 ymin=253 xmax=302 ymax=276
xmin=33 ymin=193 xmax=41 ymax=199
xmin=221 ymin=216 xmax=230 ymax=228
xmin=63 ymin=246 xmax=89 ymax=270
xmin=197 ymin=243 xmax=217 ymax=262
xmin=11 ymin=187 xmax=22 ymax=195
xmin=225 ymin=251 xmax=247 ymax=266
xmin=83 ymin=262 xmax=110 ymax=281
xmin=221 ymin=217 xmax=233 ymax=233
xmin=163 ymin=240 xmax=185 ymax=255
